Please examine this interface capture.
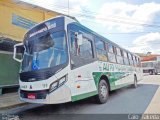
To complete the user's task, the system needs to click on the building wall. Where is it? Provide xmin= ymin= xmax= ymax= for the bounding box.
xmin=0 ymin=0 xmax=61 ymax=89
xmin=0 ymin=0 xmax=60 ymax=41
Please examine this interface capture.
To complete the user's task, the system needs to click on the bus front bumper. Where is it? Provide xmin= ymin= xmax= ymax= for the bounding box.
xmin=19 ymin=85 xmax=71 ymax=104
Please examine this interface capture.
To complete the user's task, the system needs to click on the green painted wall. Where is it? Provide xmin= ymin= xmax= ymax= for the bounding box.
xmin=0 ymin=52 xmax=20 ymax=87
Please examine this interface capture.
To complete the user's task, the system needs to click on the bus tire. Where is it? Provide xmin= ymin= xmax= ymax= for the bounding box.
xmin=95 ymin=79 xmax=109 ymax=104
xmin=149 ymin=70 xmax=153 ymax=75
xmin=133 ymin=75 xmax=138 ymax=88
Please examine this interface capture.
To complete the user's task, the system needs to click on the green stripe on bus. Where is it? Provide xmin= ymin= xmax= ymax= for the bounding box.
xmin=111 ymin=82 xmax=133 ymax=90
xmin=71 ymin=91 xmax=98 ymax=102
xmin=92 ymin=72 xmax=129 ymax=90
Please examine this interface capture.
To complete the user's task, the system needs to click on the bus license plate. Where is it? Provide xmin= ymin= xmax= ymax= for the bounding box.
xmin=28 ymin=93 xmax=36 ymax=99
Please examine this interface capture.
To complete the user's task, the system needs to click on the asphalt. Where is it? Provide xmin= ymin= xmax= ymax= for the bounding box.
xmin=139 ymin=75 xmax=160 ymax=114
xmin=0 ymin=75 xmax=160 ymax=120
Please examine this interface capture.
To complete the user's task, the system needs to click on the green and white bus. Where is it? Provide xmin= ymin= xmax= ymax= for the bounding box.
xmin=13 ymin=16 xmax=142 ymax=104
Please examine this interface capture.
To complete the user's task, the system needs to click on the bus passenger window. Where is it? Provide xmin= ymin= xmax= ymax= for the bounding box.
xmin=79 ymin=37 xmax=93 ymax=59
xmin=94 ymin=38 xmax=108 ymax=61
xmin=116 ymin=47 xmax=124 ymax=64
xmin=128 ymin=53 xmax=133 ymax=66
xmin=70 ymin=31 xmax=78 ymax=55
xmin=108 ymin=44 xmax=116 ymax=63
xmin=123 ymin=51 xmax=129 ymax=65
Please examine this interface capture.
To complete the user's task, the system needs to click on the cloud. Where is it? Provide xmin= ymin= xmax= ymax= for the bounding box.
xmin=133 ymin=32 xmax=160 ymax=45
xmin=21 ymin=0 xmax=89 ymax=16
xmin=95 ymin=2 xmax=160 ymax=32
xmin=126 ymin=32 xmax=160 ymax=54
xmin=21 ymin=0 xmax=90 ymax=23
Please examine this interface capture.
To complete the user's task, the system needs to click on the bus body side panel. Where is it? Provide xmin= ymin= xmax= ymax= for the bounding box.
xmin=67 ymin=22 xmax=142 ymax=102
xmin=68 ymin=62 xmax=98 ymax=102
xmin=93 ymin=61 xmax=136 ymax=91
xmin=68 ymin=61 xmax=138 ymax=102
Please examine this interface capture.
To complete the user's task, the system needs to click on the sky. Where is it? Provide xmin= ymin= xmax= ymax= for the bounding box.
xmin=21 ymin=0 xmax=160 ymax=54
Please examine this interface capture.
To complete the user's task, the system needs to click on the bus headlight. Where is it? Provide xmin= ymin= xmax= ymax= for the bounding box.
xmin=49 ymin=76 xmax=67 ymax=93
xmin=49 ymin=81 xmax=59 ymax=92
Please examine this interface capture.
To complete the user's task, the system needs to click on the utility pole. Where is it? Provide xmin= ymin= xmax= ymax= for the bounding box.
xmin=68 ymin=0 xmax=69 ymax=15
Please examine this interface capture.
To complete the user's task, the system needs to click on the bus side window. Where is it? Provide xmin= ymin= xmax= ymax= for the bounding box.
xmin=115 ymin=47 xmax=124 ymax=64
xmin=79 ymin=37 xmax=93 ymax=59
xmin=123 ymin=51 xmax=129 ymax=65
xmin=94 ymin=37 xmax=108 ymax=61
xmin=128 ymin=53 xmax=133 ymax=66
xmin=69 ymin=30 xmax=95 ymax=69
xmin=69 ymin=31 xmax=78 ymax=55
xmin=133 ymin=56 xmax=136 ymax=67
xmin=137 ymin=57 xmax=141 ymax=67
xmin=108 ymin=44 xmax=116 ymax=63
xmin=131 ymin=54 xmax=134 ymax=66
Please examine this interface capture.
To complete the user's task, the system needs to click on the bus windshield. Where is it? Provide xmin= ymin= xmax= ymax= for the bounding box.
xmin=142 ymin=62 xmax=154 ymax=68
xmin=22 ymin=31 xmax=68 ymax=72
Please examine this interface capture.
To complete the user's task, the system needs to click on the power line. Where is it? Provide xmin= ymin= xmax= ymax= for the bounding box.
xmin=76 ymin=14 xmax=160 ymax=28
xmin=24 ymin=2 xmax=160 ymax=29
xmin=79 ymin=8 xmax=160 ymax=25
xmin=41 ymin=2 xmax=160 ymax=26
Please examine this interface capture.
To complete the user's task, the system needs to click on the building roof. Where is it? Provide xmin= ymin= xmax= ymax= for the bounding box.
xmin=12 ymin=0 xmax=62 ymax=15
xmin=141 ymin=54 xmax=160 ymax=61
xmin=12 ymin=0 xmax=79 ymax=23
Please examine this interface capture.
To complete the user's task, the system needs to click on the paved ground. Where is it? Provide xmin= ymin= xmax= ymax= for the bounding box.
xmin=139 ymin=75 xmax=160 ymax=85
xmin=0 ymin=92 xmax=25 ymax=109
xmin=0 ymin=75 xmax=160 ymax=120
xmin=139 ymin=75 xmax=160 ymax=114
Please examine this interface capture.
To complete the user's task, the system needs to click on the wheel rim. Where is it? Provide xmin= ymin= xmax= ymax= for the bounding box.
xmin=100 ymin=84 xmax=107 ymax=99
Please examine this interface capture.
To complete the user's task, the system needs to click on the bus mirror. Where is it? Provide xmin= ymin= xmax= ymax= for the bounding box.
xmin=77 ymin=34 xmax=83 ymax=46
xmin=13 ymin=43 xmax=24 ymax=62
xmin=71 ymin=59 xmax=75 ymax=68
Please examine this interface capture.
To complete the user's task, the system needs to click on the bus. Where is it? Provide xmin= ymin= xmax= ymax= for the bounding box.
xmin=142 ymin=61 xmax=160 ymax=75
xmin=13 ymin=16 xmax=142 ymax=104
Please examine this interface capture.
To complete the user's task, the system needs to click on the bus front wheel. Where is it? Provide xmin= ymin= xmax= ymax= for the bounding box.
xmin=95 ymin=79 xmax=109 ymax=104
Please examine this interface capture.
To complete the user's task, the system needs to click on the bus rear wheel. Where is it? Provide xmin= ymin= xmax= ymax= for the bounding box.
xmin=95 ymin=79 xmax=109 ymax=104
xmin=149 ymin=70 xmax=153 ymax=75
